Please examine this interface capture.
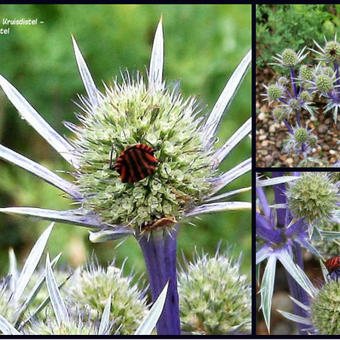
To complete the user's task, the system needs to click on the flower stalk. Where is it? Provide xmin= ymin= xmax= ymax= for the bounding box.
xmin=137 ymin=227 xmax=180 ymax=335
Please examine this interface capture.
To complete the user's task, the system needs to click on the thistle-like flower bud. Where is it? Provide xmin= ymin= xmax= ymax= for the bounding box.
xmin=75 ymin=75 xmax=213 ymax=230
xmin=307 ymin=135 xmax=317 ymax=146
xmin=294 ymin=128 xmax=308 ymax=143
xmin=316 ymin=74 xmax=333 ymax=92
xmin=300 ymin=90 xmax=311 ymax=102
xmin=287 ymin=173 xmax=338 ymax=224
xmin=324 ymin=41 xmax=340 ymax=62
xmin=29 ymin=314 xmax=101 ymax=335
xmin=178 ymin=250 xmax=251 ymax=335
xmin=323 ymin=66 xmax=334 ymax=77
xmin=282 ymin=48 xmax=298 ymax=67
xmin=299 ymin=65 xmax=313 ymax=81
xmin=68 ymin=263 xmax=148 ymax=335
xmin=272 ymin=107 xmax=287 ymax=122
xmin=310 ymin=280 xmax=340 ymax=335
xmin=288 ymin=98 xmax=302 ymax=111
xmin=267 ymin=84 xmax=283 ymax=101
xmin=278 ymin=76 xmax=289 ymax=86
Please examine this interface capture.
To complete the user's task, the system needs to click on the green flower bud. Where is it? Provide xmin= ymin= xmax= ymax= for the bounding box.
xmin=287 ymin=173 xmax=338 ymax=224
xmin=325 ymin=41 xmax=340 ymax=62
xmin=310 ymin=280 xmax=340 ymax=335
xmin=294 ymin=128 xmax=308 ymax=143
xmin=323 ymin=66 xmax=334 ymax=77
xmin=178 ymin=250 xmax=251 ymax=335
xmin=307 ymin=135 xmax=317 ymax=146
xmin=272 ymin=107 xmax=287 ymax=122
xmin=316 ymin=74 xmax=333 ymax=92
xmin=30 ymin=316 xmax=100 ymax=335
xmin=299 ymin=65 xmax=313 ymax=81
xmin=68 ymin=263 xmax=148 ymax=335
xmin=288 ymin=98 xmax=301 ymax=111
xmin=300 ymin=90 xmax=311 ymax=102
xmin=278 ymin=76 xmax=289 ymax=86
xmin=76 ymin=76 xmax=212 ymax=229
xmin=282 ymin=48 xmax=298 ymax=67
xmin=267 ymin=84 xmax=282 ymax=101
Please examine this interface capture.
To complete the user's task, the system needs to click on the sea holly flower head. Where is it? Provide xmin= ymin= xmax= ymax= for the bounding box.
xmin=310 ymin=280 xmax=340 ymax=335
xmin=288 ymin=98 xmax=302 ymax=111
xmin=272 ymin=107 xmax=288 ymax=122
xmin=262 ymin=83 xmax=284 ymax=103
xmin=286 ymin=173 xmax=338 ymax=225
xmin=311 ymin=34 xmax=340 ymax=63
xmin=0 ymin=18 xmax=251 ymax=240
xmin=294 ymin=127 xmax=309 ymax=143
xmin=68 ymin=261 xmax=148 ymax=334
xmin=282 ymin=48 xmax=299 ymax=67
xmin=271 ymin=46 xmax=308 ymax=68
xmin=178 ymin=248 xmax=251 ymax=335
xmin=299 ymin=64 xmax=314 ymax=81
xmin=75 ymin=73 xmax=213 ymax=229
xmin=315 ymin=73 xmax=333 ymax=92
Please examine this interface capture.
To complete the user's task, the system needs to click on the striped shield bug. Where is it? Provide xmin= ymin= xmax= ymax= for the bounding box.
xmin=325 ymin=256 xmax=340 ymax=274
xmin=110 ymin=143 xmax=158 ymax=183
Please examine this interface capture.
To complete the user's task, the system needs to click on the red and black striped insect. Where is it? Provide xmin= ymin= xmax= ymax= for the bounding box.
xmin=325 ymin=256 xmax=340 ymax=274
xmin=110 ymin=144 xmax=158 ymax=183
xmin=329 ymin=49 xmax=337 ymax=56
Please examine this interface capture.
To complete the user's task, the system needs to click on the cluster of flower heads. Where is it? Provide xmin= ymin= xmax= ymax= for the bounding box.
xmin=261 ymin=35 xmax=340 ymax=165
xmin=256 ymin=172 xmax=340 ymax=334
xmin=0 ymin=233 xmax=250 ymax=336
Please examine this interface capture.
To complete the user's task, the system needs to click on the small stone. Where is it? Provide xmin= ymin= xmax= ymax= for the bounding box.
xmin=318 ymin=124 xmax=328 ymax=134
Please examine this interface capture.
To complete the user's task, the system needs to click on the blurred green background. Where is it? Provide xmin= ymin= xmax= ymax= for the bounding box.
xmin=0 ymin=4 xmax=251 ymax=279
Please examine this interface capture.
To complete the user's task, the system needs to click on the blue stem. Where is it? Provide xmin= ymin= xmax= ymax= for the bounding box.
xmin=295 ymin=110 xmax=301 ymax=127
xmin=137 ymin=227 xmax=181 ymax=335
xmin=290 ymin=68 xmax=297 ymax=97
xmin=334 ymin=62 xmax=340 ymax=99
xmin=285 ymin=243 xmax=310 ymax=335
xmin=283 ymin=119 xmax=294 ymax=135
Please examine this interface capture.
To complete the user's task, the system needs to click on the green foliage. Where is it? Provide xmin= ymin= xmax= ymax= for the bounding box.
xmin=0 ymin=5 xmax=250 ymax=278
xmin=256 ymin=4 xmax=340 ymax=68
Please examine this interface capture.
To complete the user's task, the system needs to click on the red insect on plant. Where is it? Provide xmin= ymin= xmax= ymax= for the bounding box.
xmin=110 ymin=143 xmax=158 ymax=183
xmin=325 ymin=256 xmax=340 ymax=275
xmin=330 ymin=49 xmax=337 ymax=56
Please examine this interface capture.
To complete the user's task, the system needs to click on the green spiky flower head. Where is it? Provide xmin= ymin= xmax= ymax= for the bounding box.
xmin=288 ymin=98 xmax=301 ymax=111
xmin=267 ymin=84 xmax=282 ymax=101
xmin=294 ymin=128 xmax=308 ymax=143
xmin=178 ymin=250 xmax=251 ymax=335
xmin=300 ymin=90 xmax=311 ymax=102
xmin=29 ymin=314 xmax=102 ymax=335
xmin=75 ymin=75 xmax=213 ymax=230
xmin=278 ymin=76 xmax=289 ymax=86
xmin=310 ymin=280 xmax=340 ymax=335
xmin=299 ymin=65 xmax=313 ymax=81
xmin=282 ymin=48 xmax=298 ymax=67
xmin=68 ymin=262 xmax=147 ymax=335
xmin=272 ymin=107 xmax=287 ymax=122
xmin=316 ymin=74 xmax=333 ymax=92
xmin=286 ymin=173 xmax=338 ymax=224
xmin=325 ymin=41 xmax=340 ymax=62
